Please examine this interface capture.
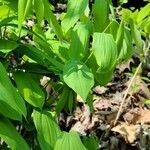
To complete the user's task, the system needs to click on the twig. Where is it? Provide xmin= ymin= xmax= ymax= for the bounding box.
xmin=114 ymin=62 xmax=142 ymax=126
xmin=114 ymin=42 xmax=150 ymax=126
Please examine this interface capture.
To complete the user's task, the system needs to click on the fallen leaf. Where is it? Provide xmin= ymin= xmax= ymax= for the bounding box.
xmin=111 ymin=122 xmax=136 ymax=143
xmin=93 ymin=86 xmax=108 ymax=94
xmin=117 ymin=59 xmax=133 ymax=74
xmin=136 ymin=109 xmax=150 ymax=124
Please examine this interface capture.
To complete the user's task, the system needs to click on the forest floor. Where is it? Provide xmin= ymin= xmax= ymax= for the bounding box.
xmin=50 ymin=2 xmax=150 ymax=149
xmin=52 ymin=2 xmax=150 ymax=150
xmin=58 ymin=58 xmax=150 ymax=150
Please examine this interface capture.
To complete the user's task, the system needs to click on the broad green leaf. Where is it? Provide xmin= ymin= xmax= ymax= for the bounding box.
xmin=0 ymin=39 xmax=18 ymax=53
xmin=0 ymin=5 xmax=15 ymax=18
xmin=34 ymin=0 xmax=44 ymax=24
xmin=144 ymin=20 xmax=150 ymax=34
xmin=43 ymin=0 xmax=63 ymax=40
xmin=0 ymin=63 xmax=26 ymax=120
xmin=121 ymin=9 xmax=132 ymax=22
xmin=48 ymin=40 xmax=69 ymax=63
xmin=136 ymin=3 xmax=150 ymax=23
xmin=33 ymin=109 xmax=61 ymax=150
xmin=63 ymin=60 xmax=94 ymax=101
xmin=69 ymin=22 xmax=92 ymax=60
xmin=115 ymin=21 xmax=124 ymax=54
xmin=108 ymin=20 xmax=119 ymax=40
xmin=118 ymin=28 xmax=133 ymax=61
xmin=54 ymin=131 xmax=87 ymax=150
xmin=18 ymin=0 xmax=32 ymax=32
xmin=14 ymin=72 xmax=45 ymax=108
xmin=95 ymin=69 xmax=114 ymax=86
xmin=56 ymin=85 xmax=70 ymax=113
xmin=0 ymin=0 xmax=18 ymax=11
xmin=0 ymin=118 xmax=29 ymax=150
xmin=130 ymin=20 xmax=143 ymax=49
xmin=20 ymin=44 xmax=63 ymax=71
xmin=92 ymin=0 xmax=109 ymax=32
xmin=82 ymin=136 xmax=99 ymax=150
xmin=92 ymin=33 xmax=118 ymax=72
xmin=61 ymin=0 xmax=88 ymax=33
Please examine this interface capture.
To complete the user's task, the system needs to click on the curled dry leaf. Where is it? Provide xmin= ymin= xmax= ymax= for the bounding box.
xmin=111 ymin=122 xmax=136 ymax=143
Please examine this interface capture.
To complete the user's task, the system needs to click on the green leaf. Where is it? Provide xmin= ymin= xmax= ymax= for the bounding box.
xmin=48 ymin=40 xmax=69 ymax=63
xmin=95 ymin=69 xmax=114 ymax=86
xmin=130 ymin=20 xmax=143 ymax=49
xmin=0 ymin=39 xmax=18 ymax=53
xmin=61 ymin=0 xmax=88 ymax=33
xmin=118 ymin=28 xmax=133 ymax=61
xmin=33 ymin=109 xmax=61 ymax=150
xmin=18 ymin=0 xmax=32 ymax=32
xmin=14 ymin=72 xmax=45 ymax=108
xmin=82 ymin=136 xmax=99 ymax=150
xmin=0 ymin=63 xmax=26 ymax=120
xmin=63 ymin=60 xmax=94 ymax=101
xmin=0 ymin=5 xmax=15 ymax=18
xmin=34 ymin=0 xmax=44 ymax=24
xmin=56 ymin=85 xmax=70 ymax=113
xmin=69 ymin=22 xmax=92 ymax=60
xmin=92 ymin=33 xmax=118 ymax=72
xmin=0 ymin=0 xmax=18 ymax=12
xmin=92 ymin=0 xmax=109 ymax=32
xmin=136 ymin=3 xmax=150 ymax=23
xmin=43 ymin=0 xmax=63 ymax=40
xmin=54 ymin=130 xmax=87 ymax=150
xmin=108 ymin=20 xmax=119 ymax=40
xmin=115 ymin=21 xmax=124 ymax=54
xmin=0 ymin=118 xmax=29 ymax=150
xmin=145 ymin=99 xmax=150 ymax=105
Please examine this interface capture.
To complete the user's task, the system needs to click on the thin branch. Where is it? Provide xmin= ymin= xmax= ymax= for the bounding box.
xmin=114 ymin=43 xmax=150 ymax=126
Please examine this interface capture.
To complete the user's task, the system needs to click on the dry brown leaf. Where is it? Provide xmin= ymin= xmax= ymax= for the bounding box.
xmin=93 ymin=86 xmax=108 ymax=94
xmin=111 ymin=122 xmax=136 ymax=143
xmin=117 ymin=59 xmax=133 ymax=74
xmin=136 ymin=109 xmax=150 ymax=124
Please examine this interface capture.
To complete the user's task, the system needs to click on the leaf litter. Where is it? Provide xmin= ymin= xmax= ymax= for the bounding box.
xmin=58 ymin=59 xmax=150 ymax=149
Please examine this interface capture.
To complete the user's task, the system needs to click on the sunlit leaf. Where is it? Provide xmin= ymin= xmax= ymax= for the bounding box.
xmin=18 ymin=0 xmax=32 ymax=32
xmin=92 ymin=33 xmax=117 ymax=72
xmin=34 ymin=0 xmax=44 ymax=24
xmin=33 ymin=109 xmax=61 ymax=150
xmin=69 ymin=22 xmax=92 ymax=60
xmin=0 ymin=63 xmax=26 ymax=120
xmin=61 ymin=0 xmax=88 ymax=33
xmin=54 ymin=130 xmax=87 ymax=150
xmin=14 ymin=72 xmax=45 ymax=108
xmin=92 ymin=0 xmax=109 ymax=32
xmin=63 ymin=60 xmax=94 ymax=101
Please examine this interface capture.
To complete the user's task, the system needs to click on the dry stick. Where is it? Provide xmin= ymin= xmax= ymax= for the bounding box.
xmin=114 ymin=62 xmax=143 ymax=126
